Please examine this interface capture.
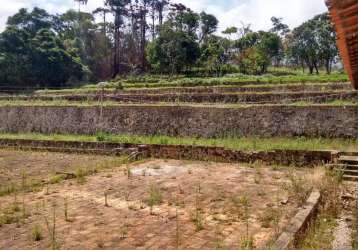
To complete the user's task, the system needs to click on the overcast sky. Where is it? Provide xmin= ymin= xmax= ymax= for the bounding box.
xmin=0 ymin=0 xmax=328 ymax=32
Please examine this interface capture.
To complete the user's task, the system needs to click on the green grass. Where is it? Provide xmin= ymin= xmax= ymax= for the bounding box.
xmin=298 ymin=213 xmax=337 ymax=249
xmin=36 ymin=72 xmax=349 ymax=94
xmin=2 ymin=132 xmax=358 ymax=152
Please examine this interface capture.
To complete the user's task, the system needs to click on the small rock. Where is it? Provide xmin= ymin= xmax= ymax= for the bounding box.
xmin=280 ymin=198 xmax=289 ymax=205
xmin=214 ymin=214 xmax=229 ymax=222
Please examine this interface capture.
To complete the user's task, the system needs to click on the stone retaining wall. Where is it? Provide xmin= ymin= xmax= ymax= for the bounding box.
xmin=0 ymin=139 xmax=335 ymax=166
xmin=31 ymin=83 xmax=351 ymax=96
xmin=123 ymin=83 xmax=352 ymax=95
xmin=272 ymin=190 xmax=321 ymax=249
xmin=0 ymin=105 xmax=357 ymax=138
xmin=3 ymin=91 xmax=357 ymax=104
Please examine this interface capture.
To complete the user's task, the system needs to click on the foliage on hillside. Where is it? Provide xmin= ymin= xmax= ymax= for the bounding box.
xmin=0 ymin=1 xmax=340 ymax=88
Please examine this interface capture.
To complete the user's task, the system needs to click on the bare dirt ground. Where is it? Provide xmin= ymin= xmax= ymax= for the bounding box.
xmin=0 ymin=149 xmax=121 ymax=188
xmin=0 ymin=151 xmax=324 ymax=250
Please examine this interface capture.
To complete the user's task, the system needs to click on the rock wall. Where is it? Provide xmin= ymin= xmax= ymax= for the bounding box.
xmin=123 ymin=83 xmax=352 ymax=95
xmin=3 ymin=91 xmax=356 ymax=104
xmin=0 ymin=138 xmax=335 ymax=166
xmin=0 ymin=105 xmax=357 ymax=138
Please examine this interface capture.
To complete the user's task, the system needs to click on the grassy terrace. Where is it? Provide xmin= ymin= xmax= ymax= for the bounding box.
xmin=34 ymin=82 xmax=352 ymax=96
xmin=1 ymin=133 xmax=358 ymax=151
xmin=35 ymin=72 xmax=349 ymax=94
xmin=0 ymin=99 xmax=358 ymax=107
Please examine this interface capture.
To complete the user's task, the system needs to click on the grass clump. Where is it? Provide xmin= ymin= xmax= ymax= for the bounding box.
xmin=49 ymin=174 xmax=66 ymax=184
xmin=3 ymin=133 xmax=358 ymax=152
xmin=31 ymin=225 xmax=43 ymax=241
xmin=75 ymin=168 xmax=87 ymax=184
xmin=0 ymin=183 xmax=18 ymax=197
xmin=298 ymin=213 xmax=336 ymax=250
xmin=259 ymin=207 xmax=280 ymax=229
xmin=298 ymin=168 xmax=342 ymax=249
xmin=37 ymin=72 xmax=349 ymax=94
xmin=146 ymin=185 xmax=163 ymax=214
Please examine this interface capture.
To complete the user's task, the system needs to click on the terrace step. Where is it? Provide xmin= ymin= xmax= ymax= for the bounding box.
xmin=338 ymin=155 xmax=358 ymax=164
xmin=336 ymin=154 xmax=358 ymax=182
xmin=344 ymin=169 xmax=358 ymax=176
xmin=326 ymin=164 xmax=358 ymax=170
xmin=343 ymin=175 xmax=358 ymax=182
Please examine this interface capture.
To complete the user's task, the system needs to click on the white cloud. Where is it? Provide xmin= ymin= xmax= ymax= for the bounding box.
xmin=177 ymin=0 xmax=327 ymax=32
xmin=0 ymin=0 xmax=328 ymax=32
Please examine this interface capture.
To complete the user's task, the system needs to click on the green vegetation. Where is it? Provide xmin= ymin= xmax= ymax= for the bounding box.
xmin=1 ymin=95 xmax=358 ymax=107
xmin=0 ymin=2 xmax=342 ymax=89
xmin=298 ymin=168 xmax=342 ymax=249
xmin=35 ymin=72 xmax=349 ymax=94
xmin=298 ymin=213 xmax=337 ymax=249
xmin=146 ymin=185 xmax=163 ymax=214
xmin=31 ymin=225 xmax=43 ymax=241
xmin=2 ymin=132 xmax=358 ymax=152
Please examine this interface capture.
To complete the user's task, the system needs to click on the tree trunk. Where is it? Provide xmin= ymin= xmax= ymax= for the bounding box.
xmin=140 ymin=6 xmax=147 ymax=72
xmin=113 ymin=14 xmax=121 ymax=78
xmin=313 ymin=62 xmax=319 ymax=74
xmin=151 ymin=8 xmax=155 ymax=40
xmin=113 ymin=28 xmax=120 ymax=78
xmin=158 ymin=6 xmax=163 ymax=26
xmin=308 ymin=65 xmax=314 ymax=74
xmin=325 ymin=59 xmax=331 ymax=74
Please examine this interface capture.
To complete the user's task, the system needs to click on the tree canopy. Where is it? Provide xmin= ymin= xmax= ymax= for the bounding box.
xmin=0 ymin=2 xmax=340 ymax=87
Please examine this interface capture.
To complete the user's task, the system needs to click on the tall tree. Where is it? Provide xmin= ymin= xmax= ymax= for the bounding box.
xmin=155 ymin=0 xmax=169 ymax=27
xmin=93 ymin=7 xmax=111 ymax=37
xmin=7 ymin=7 xmax=54 ymax=36
xmin=287 ymin=12 xmax=338 ymax=74
xmin=147 ymin=24 xmax=199 ymax=74
xmin=199 ymin=12 xmax=218 ymax=43
xmin=105 ymin=0 xmax=130 ymax=77
xmin=270 ymin=17 xmax=290 ymax=37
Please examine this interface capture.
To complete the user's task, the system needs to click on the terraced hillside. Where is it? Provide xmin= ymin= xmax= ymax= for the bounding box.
xmin=1 ymin=79 xmax=357 ymax=249
xmin=0 ymin=81 xmax=357 ymax=139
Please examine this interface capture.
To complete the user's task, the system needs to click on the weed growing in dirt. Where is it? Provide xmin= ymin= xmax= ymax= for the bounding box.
xmin=31 ymin=225 xmax=43 ymax=241
xmin=175 ymin=205 xmax=180 ymax=250
xmin=120 ymin=223 xmax=129 ymax=239
xmin=192 ymin=186 xmax=204 ymax=231
xmin=126 ymin=165 xmax=132 ymax=179
xmin=214 ymin=225 xmax=229 ymax=250
xmin=240 ymin=196 xmax=251 ymax=239
xmin=259 ymin=207 xmax=280 ymax=229
xmin=0 ymin=182 xmax=17 ymax=197
xmin=287 ymin=170 xmax=310 ymax=205
xmin=49 ymin=175 xmax=66 ymax=184
xmin=75 ymin=168 xmax=87 ymax=184
xmin=44 ymin=202 xmax=59 ymax=250
xmin=298 ymin=167 xmax=342 ymax=249
xmin=239 ymin=236 xmax=254 ymax=250
xmin=104 ymin=191 xmax=109 ymax=207
xmin=146 ymin=185 xmax=163 ymax=214
xmin=64 ymin=197 xmax=69 ymax=222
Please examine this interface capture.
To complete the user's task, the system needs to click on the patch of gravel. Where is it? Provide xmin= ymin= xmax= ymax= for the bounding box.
xmin=332 ymin=215 xmax=353 ymax=250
